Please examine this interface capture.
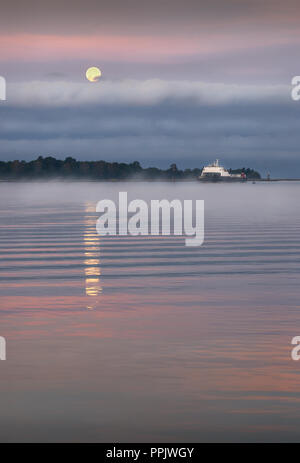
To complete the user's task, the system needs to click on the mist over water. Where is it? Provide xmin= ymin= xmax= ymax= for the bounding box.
xmin=1 ymin=181 xmax=300 ymax=442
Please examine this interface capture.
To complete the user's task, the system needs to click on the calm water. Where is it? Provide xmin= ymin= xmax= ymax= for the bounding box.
xmin=1 ymin=181 xmax=300 ymax=442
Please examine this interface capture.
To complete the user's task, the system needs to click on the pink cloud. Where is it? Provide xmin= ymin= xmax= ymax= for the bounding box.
xmin=1 ymin=30 xmax=300 ymax=63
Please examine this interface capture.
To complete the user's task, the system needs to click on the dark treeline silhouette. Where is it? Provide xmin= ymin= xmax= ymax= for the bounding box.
xmin=229 ymin=168 xmax=261 ymax=179
xmin=0 ymin=156 xmax=261 ymax=180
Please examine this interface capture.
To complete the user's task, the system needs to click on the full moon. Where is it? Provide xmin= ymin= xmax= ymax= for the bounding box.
xmin=86 ymin=67 xmax=102 ymax=82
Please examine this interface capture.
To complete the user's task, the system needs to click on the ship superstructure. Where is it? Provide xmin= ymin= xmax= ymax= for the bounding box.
xmin=199 ymin=160 xmax=246 ymax=181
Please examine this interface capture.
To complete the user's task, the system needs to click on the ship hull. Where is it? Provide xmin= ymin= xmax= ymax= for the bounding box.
xmin=198 ymin=176 xmax=247 ymax=182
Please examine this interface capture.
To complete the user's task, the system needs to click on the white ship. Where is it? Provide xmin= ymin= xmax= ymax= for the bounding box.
xmin=199 ymin=159 xmax=246 ymax=182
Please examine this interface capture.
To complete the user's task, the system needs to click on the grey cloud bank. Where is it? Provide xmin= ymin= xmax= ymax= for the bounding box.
xmin=1 ymin=79 xmax=299 ymax=177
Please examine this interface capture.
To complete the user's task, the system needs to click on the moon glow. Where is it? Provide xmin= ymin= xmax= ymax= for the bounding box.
xmin=86 ymin=67 xmax=102 ymax=82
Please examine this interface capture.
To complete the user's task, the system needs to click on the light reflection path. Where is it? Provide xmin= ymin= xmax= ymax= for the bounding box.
xmin=84 ymin=202 xmax=102 ymax=309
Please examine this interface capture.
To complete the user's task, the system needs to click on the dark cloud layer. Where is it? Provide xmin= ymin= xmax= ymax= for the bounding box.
xmin=1 ymin=84 xmax=300 ymax=177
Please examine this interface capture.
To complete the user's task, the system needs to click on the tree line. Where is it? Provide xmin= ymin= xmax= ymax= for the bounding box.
xmin=0 ymin=156 xmax=261 ymax=180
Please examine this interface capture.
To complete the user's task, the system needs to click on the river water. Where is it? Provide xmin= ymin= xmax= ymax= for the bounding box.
xmin=0 ymin=181 xmax=300 ymax=442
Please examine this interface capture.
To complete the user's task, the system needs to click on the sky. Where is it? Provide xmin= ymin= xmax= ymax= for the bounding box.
xmin=1 ymin=0 xmax=300 ymax=176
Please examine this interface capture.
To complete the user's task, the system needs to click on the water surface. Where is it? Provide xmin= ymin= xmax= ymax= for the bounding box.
xmin=0 ymin=181 xmax=300 ymax=442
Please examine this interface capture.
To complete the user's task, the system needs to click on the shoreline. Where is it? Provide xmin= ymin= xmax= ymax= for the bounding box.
xmin=1 ymin=178 xmax=300 ymax=183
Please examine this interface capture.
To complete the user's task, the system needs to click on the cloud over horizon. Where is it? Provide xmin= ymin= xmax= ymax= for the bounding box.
xmin=1 ymin=78 xmax=299 ymax=176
